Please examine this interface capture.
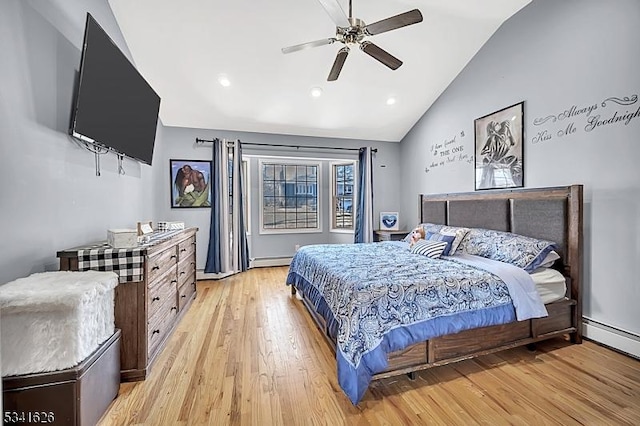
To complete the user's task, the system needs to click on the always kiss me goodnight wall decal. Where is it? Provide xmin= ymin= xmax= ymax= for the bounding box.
xmin=531 ymin=92 xmax=639 ymax=144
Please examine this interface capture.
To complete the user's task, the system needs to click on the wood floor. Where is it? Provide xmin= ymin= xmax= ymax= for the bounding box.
xmin=98 ymin=266 xmax=640 ymax=425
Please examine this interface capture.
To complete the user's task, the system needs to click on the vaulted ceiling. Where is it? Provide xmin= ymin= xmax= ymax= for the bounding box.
xmin=108 ymin=0 xmax=530 ymax=142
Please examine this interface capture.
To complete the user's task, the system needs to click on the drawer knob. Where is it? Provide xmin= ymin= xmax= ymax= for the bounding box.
xmin=171 ymin=306 xmax=177 ymax=312
xmin=171 ymin=279 xmax=178 ymax=284
xmin=180 ymin=248 xmax=187 ymax=252
xmin=152 ymin=296 xmax=160 ymax=302
xmin=171 ymin=255 xmax=177 ymax=260
xmin=151 ymin=266 xmax=160 ymax=271
xmin=180 ymin=271 xmax=185 ymax=276
xmin=152 ymin=329 xmax=160 ymax=335
xmin=181 ymin=294 xmax=186 ymax=298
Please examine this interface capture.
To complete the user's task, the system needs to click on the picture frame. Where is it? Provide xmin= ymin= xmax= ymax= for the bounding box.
xmin=474 ymin=101 xmax=524 ymax=190
xmin=170 ymin=159 xmax=212 ymax=208
xmin=379 ymin=212 xmax=399 ymax=231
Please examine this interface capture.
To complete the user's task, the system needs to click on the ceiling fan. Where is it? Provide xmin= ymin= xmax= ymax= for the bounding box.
xmin=281 ymin=0 xmax=423 ymax=81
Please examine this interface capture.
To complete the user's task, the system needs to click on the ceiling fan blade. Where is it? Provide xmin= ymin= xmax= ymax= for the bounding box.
xmin=317 ymin=0 xmax=351 ymax=28
xmin=360 ymin=41 xmax=402 ymax=70
xmin=282 ymin=38 xmax=337 ymax=54
xmin=328 ymin=47 xmax=350 ymax=81
xmin=364 ymin=9 xmax=423 ymax=36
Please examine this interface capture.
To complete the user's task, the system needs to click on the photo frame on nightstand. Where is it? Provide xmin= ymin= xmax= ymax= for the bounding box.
xmin=379 ymin=212 xmax=399 ymax=231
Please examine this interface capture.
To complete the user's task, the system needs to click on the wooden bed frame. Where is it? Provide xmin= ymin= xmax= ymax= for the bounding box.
xmin=290 ymin=185 xmax=583 ymax=382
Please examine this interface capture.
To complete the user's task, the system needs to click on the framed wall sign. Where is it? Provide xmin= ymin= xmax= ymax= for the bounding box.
xmin=170 ymin=159 xmax=212 ymax=208
xmin=379 ymin=212 xmax=399 ymax=231
xmin=474 ymin=101 xmax=524 ymax=190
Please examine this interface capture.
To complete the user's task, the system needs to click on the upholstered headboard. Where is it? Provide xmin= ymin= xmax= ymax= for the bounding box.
xmin=419 ymin=185 xmax=583 ymax=325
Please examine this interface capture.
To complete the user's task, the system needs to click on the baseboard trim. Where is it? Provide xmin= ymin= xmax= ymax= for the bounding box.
xmin=195 ymin=258 xmax=293 ymax=280
xmin=583 ymin=318 xmax=640 ymax=359
xmin=250 ymin=257 xmax=293 ymax=268
xmin=196 ymin=270 xmax=236 ymax=280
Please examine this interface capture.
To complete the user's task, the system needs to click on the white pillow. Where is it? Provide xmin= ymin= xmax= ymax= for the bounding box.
xmin=539 ymin=250 xmax=560 ymax=268
xmin=410 ymin=240 xmax=448 ymax=259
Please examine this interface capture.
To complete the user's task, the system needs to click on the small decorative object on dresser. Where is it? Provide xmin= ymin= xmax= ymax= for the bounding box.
xmin=379 ymin=211 xmax=399 ymax=231
xmin=107 ymin=228 xmax=138 ymax=248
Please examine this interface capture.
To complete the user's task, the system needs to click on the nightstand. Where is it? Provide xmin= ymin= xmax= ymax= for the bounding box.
xmin=374 ymin=229 xmax=407 ymax=242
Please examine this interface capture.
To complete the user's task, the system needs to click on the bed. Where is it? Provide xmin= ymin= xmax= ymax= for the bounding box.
xmin=286 ymin=185 xmax=583 ymax=404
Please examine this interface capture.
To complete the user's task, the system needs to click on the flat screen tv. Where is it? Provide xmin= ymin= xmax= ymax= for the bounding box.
xmin=70 ymin=13 xmax=160 ymax=166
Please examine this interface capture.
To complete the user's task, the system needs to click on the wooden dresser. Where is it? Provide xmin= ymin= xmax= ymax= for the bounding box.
xmin=57 ymin=228 xmax=198 ymax=381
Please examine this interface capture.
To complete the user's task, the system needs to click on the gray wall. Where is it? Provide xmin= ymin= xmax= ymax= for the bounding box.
xmin=400 ymin=0 xmax=640 ymax=347
xmin=156 ymin=126 xmax=401 ymax=268
xmin=0 ymin=0 xmax=402 ymax=281
xmin=0 ymin=0 xmax=156 ymax=284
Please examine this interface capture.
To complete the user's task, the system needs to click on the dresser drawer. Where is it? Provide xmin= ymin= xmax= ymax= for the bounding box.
xmin=147 ymin=295 xmax=178 ymax=358
xmin=177 ymin=256 xmax=196 ymax=287
xmin=177 ymin=237 xmax=196 ymax=262
xmin=178 ymin=281 xmax=196 ymax=311
xmin=148 ymin=273 xmax=178 ymax=320
xmin=146 ymin=246 xmax=178 ymax=285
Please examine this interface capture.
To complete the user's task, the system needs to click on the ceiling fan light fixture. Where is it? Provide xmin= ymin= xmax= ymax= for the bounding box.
xmin=386 ymin=97 xmax=397 ymax=106
xmin=310 ymin=87 xmax=323 ymax=97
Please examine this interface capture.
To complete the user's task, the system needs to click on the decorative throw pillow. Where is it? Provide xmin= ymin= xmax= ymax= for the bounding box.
xmin=456 ymin=228 xmax=557 ymax=272
xmin=425 ymin=226 xmax=470 ymax=256
xmin=410 ymin=239 xmax=448 ymax=259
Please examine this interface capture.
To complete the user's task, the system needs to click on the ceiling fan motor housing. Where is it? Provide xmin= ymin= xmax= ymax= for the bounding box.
xmin=337 ymin=17 xmax=365 ymax=44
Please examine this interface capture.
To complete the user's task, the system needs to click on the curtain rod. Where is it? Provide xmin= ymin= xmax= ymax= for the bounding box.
xmin=195 ymin=138 xmax=376 ymax=153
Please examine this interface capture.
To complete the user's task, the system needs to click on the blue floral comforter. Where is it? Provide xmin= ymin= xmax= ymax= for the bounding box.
xmin=286 ymin=241 xmax=539 ymax=404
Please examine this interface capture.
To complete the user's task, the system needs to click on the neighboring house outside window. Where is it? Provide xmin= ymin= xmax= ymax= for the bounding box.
xmin=260 ymin=160 xmax=320 ymax=233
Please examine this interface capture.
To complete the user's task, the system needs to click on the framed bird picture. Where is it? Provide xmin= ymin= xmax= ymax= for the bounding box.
xmin=474 ymin=101 xmax=524 ymax=190
xmin=170 ymin=159 xmax=212 ymax=208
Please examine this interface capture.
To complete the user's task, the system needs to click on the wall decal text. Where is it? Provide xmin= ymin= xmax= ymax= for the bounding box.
xmin=531 ymin=93 xmax=639 ymax=144
xmin=425 ymin=131 xmax=473 ymax=173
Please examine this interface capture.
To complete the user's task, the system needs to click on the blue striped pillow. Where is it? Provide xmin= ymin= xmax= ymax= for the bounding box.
xmin=410 ymin=240 xmax=448 ymax=259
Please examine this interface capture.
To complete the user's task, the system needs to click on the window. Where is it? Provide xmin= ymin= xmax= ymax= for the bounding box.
xmin=331 ymin=162 xmax=355 ymax=231
xmin=260 ymin=160 xmax=320 ymax=232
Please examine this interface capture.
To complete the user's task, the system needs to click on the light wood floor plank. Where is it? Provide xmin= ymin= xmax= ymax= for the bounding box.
xmin=98 ymin=266 xmax=640 ymax=425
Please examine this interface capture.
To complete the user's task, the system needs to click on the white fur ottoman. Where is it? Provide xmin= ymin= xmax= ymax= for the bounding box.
xmin=0 ymin=270 xmax=117 ymax=376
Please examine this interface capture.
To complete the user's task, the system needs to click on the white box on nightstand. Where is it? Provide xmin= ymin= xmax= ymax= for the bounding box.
xmin=107 ymin=229 xmax=138 ymax=248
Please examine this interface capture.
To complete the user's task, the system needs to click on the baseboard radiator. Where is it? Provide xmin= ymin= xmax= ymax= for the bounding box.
xmin=583 ymin=317 xmax=640 ymax=360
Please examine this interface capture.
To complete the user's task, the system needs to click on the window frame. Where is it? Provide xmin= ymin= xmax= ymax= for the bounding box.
xmin=258 ymin=158 xmax=322 ymax=234
xmin=330 ymin=160 xmax=357 ymax=233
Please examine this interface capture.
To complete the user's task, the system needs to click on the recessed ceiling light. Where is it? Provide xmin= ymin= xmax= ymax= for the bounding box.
xmin=386 ymin=97 xmax=396 ymax=105
xmin=310 ymin=87 xmax=323 ymax=97
xmin=218 ymin=75 xmax=231 ymax=87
